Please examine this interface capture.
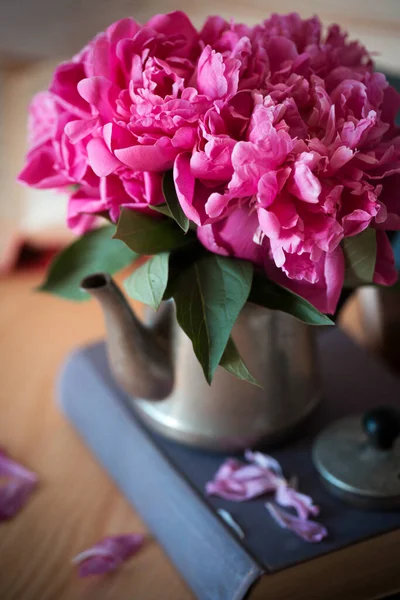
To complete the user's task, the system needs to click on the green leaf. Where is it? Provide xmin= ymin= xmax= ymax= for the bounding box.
xmin=39 ymin=226 xmax=137 ymax=301
xmin=114 ymin=208 xmax=194 ymax=254
xmin=149 ymin=203 xmax=173 ymax=218
xmin=124 ymin=253 xmax=169 ymax=311
xmin=162 ymin=170 xmax=190 ymax=233
xmin=162 ymin=242 xmax=208 ymax=300
xmin=249 ymin=272 xmax=334 ymax=326
xmin=343 ymin=229 xmax=377 ymax=286
xmin=173 ymin=255 xmax=253 ymax=383
xmin=220 ymin=337 xmax=260 ymax=386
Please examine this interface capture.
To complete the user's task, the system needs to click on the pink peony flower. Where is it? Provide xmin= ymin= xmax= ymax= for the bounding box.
xmin=190 ymin=17 xmax=400 ymax=312
xmin=18 ymin=11 xmax=400 ymax=313
xmin=18 ymin=11 xmax=201 ymax=233
xmin=18 ymin=91 xmax=88 ymax=190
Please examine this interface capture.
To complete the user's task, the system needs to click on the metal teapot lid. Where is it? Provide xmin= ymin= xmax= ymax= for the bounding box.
xmin=312 ymin=408 xmax=400 ymax=509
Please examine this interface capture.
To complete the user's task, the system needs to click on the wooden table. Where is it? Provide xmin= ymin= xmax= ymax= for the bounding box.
xmin=0 ymin=269 xmax=399 ymax=600
xmin=0 ymin=269 xmax=192 ymax=600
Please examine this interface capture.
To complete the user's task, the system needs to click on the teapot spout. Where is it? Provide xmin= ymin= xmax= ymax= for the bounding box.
xmin=81 ymin=273 xmax=174 ymax=400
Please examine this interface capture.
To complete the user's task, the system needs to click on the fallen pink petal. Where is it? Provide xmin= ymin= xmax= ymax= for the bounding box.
xmin=72 ymin=534 xmax=145 ymax=577
xmin=275 ymin=481 xmax=320 ymax=520
xmin=205 ymin=457 xmax=279 ymax=501
xmin=0 ymin=448 xmax=38 ymax=521
xmin=266 ymin=503 xmax=328 ymax=543
xmin=244 ymin=449 xmax=283 ymax=476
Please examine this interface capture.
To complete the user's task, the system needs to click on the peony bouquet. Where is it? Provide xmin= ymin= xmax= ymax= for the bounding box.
xmin=19 ymin=11 xmax=400 ymax=383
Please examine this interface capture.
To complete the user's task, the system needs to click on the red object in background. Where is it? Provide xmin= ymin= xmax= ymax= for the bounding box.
xmin=0 ymin=233 xmax=60 ymax=275
xmin=15 ymin=244 xmax=59 ymax=271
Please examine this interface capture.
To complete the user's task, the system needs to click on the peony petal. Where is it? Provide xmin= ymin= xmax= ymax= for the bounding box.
xmin=265 ymin=246 xmax=345 ymax=315
xmin=198 ymin=206 xmax=265 ymax=265
xmin=205 ymin=452 xmax=280 ymax=501
xmin=205 ymin=192 xmax=230 ymax=219
xmin=329 ymin=146 xmax=354 ymax=173
xmin=244 ymin=450 xmax=283 ymax=476
xmin=107 ymin=18 xmax=140 ymax=45
xmin=274 ymin=481 xmax=320 ymax=520
xmin=266 ymin=36 xmax=298 ymax=73
xmin=257 ymin=172 xmax=278 ymax=208
xmin=0 ymin=449 xmax=38 ymax=521
xmin=258 ymin=208 xmax=281 ymax=240
xmin=324 ymin=246 xmax=345 ymax=314
xmin=0 ymin=449 xmax=37 ymax=482
xmin=65 ymin=118 xmax=99 ymax=143
xmin=49 ymin=62 xmax=90 ymax=118
xmin=87 ymin=138 xmax=121 ymax=177
xmin=77 ymin=76 xmax=119 ymax=121
xmin=197 ymin=46 xmax=228 ymax=100
xmin=197 ymin=223 xmax=230 ymax=257
xmin=266 ymin=503 xmax=328 ymax=543
xmin=290 ymin=160 xmax=321 ymax=204
xmin=0 ymin=480 xmax=36 ymax=521
xmin=173 ymin=152 xmax=199 ymax=225
xmin=115 ymin=140 xmax=178 ymax=172
xmin=72 ymin=534 xmax=145 ymax=577
xmin=17 ymin=148 xmax=71 ymax=189
xmin=373 ymin=230 xmax=398 ymax=286
xmin=145 ymin=11 xmax=198 ymax=58
xmin=206 ymin=476 xmax=276 ymax=501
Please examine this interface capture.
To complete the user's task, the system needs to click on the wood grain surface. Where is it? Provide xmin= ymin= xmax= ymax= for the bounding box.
xmin=0 ymin=270 xmax=192 ymax=600
xmin=0 ymin=269 xmax=398 ymax=600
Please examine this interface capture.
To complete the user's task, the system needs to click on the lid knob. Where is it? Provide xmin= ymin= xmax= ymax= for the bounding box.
xmin=362 ymin=407 xmax=400 ymax=451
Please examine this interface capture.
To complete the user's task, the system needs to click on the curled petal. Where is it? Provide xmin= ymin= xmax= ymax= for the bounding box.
xmin=0 ymin=449 xmax=38 ymax=521
xmin=72 ymin=534 xmax=145 ymax=577
xmin=174 ymin=152 xmax=198 ymax=224
xmin=0 ymin=449 xmax=37 ymax=482
xmin=266 ymin=503 xmax=328 ymax=543
xmin=198 ymin=207 xmax=265 ymax=265
xmin=87 ymin=138 xmax=121 ymax=176
xmin=115 ymin=139 xmax=178 ymax=172
xmin=275 ymin=481 xmax=320 ymax=520
xmin=373 ymin=230 xmax=398 ymax=286
xmin=257 ymin=172 xmax=278 ymax=208
xmin=206 ymin=475 xmax=276 ymax=501
xmin=0 ymin=480 xmax=37 ymax=521
xmin=64 ymin=118 xmax=99 ymax=143
xmin=77 ymin=77 xmax=119 ymax=121
xmin=244 ymin=449 xmax=283 ymax=476
xmin=290 ymin=159 xmax=321 ymax=203
xmin=205 ymin=453 xmax=279 ymax=501
xmin=17 ymin=147 xmax=71 ymax=189
xmin=197 ymin=46 xmax=239 ymax=100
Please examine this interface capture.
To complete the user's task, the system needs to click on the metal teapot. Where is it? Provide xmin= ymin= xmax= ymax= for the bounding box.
xmin=81 ymin=273 xmax=320 ymax=451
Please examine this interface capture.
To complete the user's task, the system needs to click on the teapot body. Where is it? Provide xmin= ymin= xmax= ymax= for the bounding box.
xmin=133 ymin=303 xmax=320 ymax=451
